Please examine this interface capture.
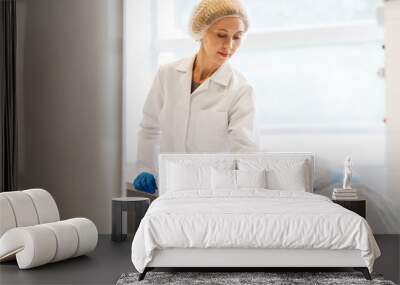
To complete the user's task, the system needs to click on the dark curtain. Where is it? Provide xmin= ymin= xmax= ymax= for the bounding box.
xmin=0 ymin=0 xmax=17 ymax=192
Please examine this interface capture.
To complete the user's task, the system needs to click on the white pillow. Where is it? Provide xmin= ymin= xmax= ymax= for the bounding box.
xmin=212 ymin=169 xmax=268 ymax=190
xmin=266 ymin=163 xmax=307 ymax=191
xmin=238 ymin=159 xmax=310 ymax=192
xmin=212 ymin=168 xmax=236 ymax=190
xmin=166 ymin=162 xmax=212 ymax=191
xmin=237 ymin=169 xmax=267 ymax=189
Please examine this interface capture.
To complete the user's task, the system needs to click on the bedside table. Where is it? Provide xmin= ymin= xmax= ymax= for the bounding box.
xmin=125 ymin=181 xmax=157 ymax=202
xmin=332 ymin=199 xmax=366 ymax=218
xmin=112 ymin=197 xmax=150 ymax=242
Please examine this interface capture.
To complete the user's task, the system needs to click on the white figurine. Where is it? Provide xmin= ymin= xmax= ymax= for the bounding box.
xmin=342 ymin=156 xmax=353 ymax=189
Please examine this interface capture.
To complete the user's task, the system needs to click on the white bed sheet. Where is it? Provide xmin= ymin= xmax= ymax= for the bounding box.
xmin=131 ymin=190 xmax=380 ymax=273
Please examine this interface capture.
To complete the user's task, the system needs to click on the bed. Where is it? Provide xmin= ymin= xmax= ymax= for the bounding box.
xmin=131 ymin=153 xmax=381 ymax=281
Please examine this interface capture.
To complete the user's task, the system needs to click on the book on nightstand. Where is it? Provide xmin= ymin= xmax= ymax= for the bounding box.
xmin=332 ymin=188 xmax=358 ymax=200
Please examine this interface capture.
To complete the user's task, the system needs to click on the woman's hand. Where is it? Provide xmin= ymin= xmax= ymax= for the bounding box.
xmin=133 ymin=172 xmax=157 ymax=194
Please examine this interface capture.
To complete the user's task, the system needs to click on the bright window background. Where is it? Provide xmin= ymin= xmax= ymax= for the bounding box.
xmin=165 ymin=0 xmax=382 ymax=32
xmin=123 ymin=0 xmax=396 ymax=233
xmin=155 ymin=0 xmax=384 ymax=130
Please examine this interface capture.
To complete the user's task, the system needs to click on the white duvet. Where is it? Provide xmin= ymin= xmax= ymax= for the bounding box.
xmin=131 ymin=190 xmax=380 ymax=273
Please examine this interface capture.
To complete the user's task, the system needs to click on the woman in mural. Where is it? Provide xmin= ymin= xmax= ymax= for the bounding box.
xmin=133 ymin=0 xmax=258 ymax=194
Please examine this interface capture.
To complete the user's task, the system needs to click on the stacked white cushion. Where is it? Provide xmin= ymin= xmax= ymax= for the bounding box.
xmin=212 ymin=168 xmax=236 ymax=190
xmin=236 ymin=169 xmax=267 ymax=188
xmin=166 ymin=162 xmax=212 ymax=191
xmin=159 ymin=153 xmax=314 ymax=194
xmin=212 ymin=169 xmax=268 ymax=191
xmin=0 ymin=189 xmax=97 ymax=269
xmin=237 ymin=158 xmax=311 ymax=192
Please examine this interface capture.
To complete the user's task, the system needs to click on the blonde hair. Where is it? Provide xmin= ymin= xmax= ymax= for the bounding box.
xmin=190 ymin=0 xmax=249 ymax=40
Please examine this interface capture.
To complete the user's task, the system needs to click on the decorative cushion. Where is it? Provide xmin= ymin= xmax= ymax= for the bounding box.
xmin=159 ymin=154 xmax=313 ymax=194
xmin=212 ymin=168 xmax=236 ymax=190
xmin=166 ymin=162 xmax=212 ymax=191
xmin=212 ymin=169 xmax=268 ymax=190
xmin=267 ymin=162 xmax=308 ymax=191
xmin=238 ymin=159 xmax=310 ymax=192
xmin=237 ymin=169 xmax=267 ymax=189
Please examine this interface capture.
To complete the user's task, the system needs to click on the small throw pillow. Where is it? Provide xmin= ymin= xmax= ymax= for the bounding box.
xmin=237 ymin=159 xmax=310 ymax=192
xmin=212 ymin=168 xmax=236 ymax=190
xmin=166 ymin=162 xmax=212 ymax=191
xmin=267 ymin=162 xmax=307 ymax=191
xmin=237 ymin=169 xmax=267 ymax=189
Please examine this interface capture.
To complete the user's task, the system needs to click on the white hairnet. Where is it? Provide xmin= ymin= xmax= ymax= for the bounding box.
xmin=189 ymin=0 xmax=249 ymax=40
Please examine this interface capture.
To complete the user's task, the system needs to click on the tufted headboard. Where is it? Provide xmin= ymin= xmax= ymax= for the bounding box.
xmin=158 ymin=152 xmax=314 ymax=195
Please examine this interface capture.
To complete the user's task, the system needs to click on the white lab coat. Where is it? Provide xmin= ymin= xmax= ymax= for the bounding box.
xmin=136 ymin=54 xmax=259 ymax=176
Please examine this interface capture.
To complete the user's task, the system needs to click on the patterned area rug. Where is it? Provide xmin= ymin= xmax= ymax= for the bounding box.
xmin=116 ymin=271 xmax=396 ymax=285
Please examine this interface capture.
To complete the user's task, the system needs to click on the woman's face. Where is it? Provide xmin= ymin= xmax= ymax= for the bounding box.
xmin=201 ymin=17 xmax=245 ymax=65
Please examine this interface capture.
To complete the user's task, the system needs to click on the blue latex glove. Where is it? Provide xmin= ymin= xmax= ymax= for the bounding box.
xmin=133 ymin=172 xmax=157 ymax=194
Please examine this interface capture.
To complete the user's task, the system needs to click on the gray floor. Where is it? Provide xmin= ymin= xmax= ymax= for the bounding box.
xmin=0 ymin=235 xmax=134 ymax=285
xmin=0 ymin=235 xmax=399 ymax=285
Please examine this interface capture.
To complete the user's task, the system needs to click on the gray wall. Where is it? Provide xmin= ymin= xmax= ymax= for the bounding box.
xmin=16 ymin=0 xmax=123 ymax=234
